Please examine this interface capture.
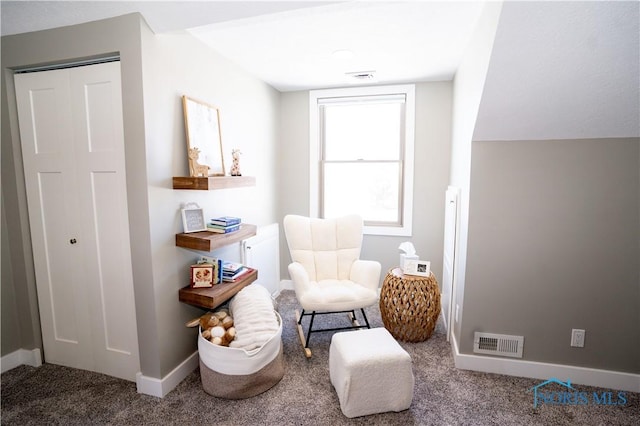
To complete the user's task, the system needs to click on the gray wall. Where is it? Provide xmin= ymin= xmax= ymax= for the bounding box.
xmin=463 ymin=138 xmax=639 ymax=373
xmin=278 ymin=82 xmax=453 ymax=284
xmin=1 ymin=14 xmax=281 ymax=379
xmin=1 ymin=198 xmax=21 ymax=355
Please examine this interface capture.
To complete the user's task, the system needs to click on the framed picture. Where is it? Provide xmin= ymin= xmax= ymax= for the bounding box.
xmin=404 ymin=260 xmax=431 ymax=277
xmin=182 ymin=95 xmax=226 ymax=176
xmin=181 ymin=203 xmax=206 ymax=233
xmin=190 ymin=263 xmax=214 ymax=288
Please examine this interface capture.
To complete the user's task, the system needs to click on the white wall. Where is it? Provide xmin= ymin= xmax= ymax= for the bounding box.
xmin=140 ymin=31 xmax=280 ymax=376
xmin=449 ymin=1 xmax=503 ymax=342
xmin=473 ymin=1 xmax=639 ymax=141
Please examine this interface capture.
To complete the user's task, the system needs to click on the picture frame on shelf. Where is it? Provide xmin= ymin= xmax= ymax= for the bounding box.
xmin=190 ymin=263 xmax=215 ymax=288
xmin=181 ymin=203 xmax=206 ymax=233
xmin=403 ymin=260 xmax=430 ymax=277
xmin=182 ymin=95 xmax=226 ymax=176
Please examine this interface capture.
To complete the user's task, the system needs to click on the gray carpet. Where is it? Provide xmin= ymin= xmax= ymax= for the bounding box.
xmin=2 ymin=290 xmax=638 ymax=425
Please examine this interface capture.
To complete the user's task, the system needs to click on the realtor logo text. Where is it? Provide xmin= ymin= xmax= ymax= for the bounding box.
xmin=529 ymin=378 xmax=627 ymax=408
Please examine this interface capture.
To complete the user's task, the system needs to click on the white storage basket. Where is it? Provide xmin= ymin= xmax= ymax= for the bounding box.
xmin=198 ymin=309 xmax=284 ymax=399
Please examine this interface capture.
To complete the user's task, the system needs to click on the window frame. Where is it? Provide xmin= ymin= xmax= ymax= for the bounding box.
xmin=309 ymin=84 xmax=415 ymax=236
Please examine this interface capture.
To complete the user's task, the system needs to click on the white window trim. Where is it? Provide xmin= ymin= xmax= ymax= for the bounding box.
xmin=309 ymin=84 xmax=415 ymax=236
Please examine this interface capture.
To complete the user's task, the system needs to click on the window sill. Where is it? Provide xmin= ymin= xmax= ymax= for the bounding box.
xmin=363 ymin=224 xmax=412 ymax=237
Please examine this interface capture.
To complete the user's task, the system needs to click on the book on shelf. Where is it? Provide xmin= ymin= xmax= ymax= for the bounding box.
xmin=222 ymin=261 xmax=252 ymax=282
xmin=206 ymin=223 xmax=240 ymax=234
xmin=222 ymin=267 xmax=253 ymax=283
xmin=209 ymin=216 xmax=241 ymax=227
xmin=222 ymin=261 xmax=244 ymax=274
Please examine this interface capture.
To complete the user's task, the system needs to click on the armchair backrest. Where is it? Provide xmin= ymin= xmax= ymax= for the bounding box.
xmin=283 ymin=215 xmax=363 ymax=282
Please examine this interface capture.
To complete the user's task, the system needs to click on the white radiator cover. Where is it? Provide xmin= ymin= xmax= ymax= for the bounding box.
xmin=241 ymin=223 xmax=281 ymax=296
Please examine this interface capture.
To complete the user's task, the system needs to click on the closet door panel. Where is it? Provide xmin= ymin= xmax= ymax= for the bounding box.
xmin=37 ymin=173 xmax=82 ymax=343
xmin=69 ymin=62 xmax=140 ymax=380
xmin=14 ymin=70 xmax=93 ymax=371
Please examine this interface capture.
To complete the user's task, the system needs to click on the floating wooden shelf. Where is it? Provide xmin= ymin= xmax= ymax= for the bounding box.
xmin=179 ymin=268 xmax=258 ymax=310
xmin=176 ymin=224 xmax=257 ymax=252
xmin=173 ymin=176 xmax=256 ymax=190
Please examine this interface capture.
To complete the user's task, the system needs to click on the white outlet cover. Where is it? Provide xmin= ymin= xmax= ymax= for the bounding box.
xmin=571 ymin=329 xmax=585 ymax=347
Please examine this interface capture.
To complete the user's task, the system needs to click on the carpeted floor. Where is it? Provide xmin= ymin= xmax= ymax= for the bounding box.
xmin=1 ymin=290 xmax=638 ymax=425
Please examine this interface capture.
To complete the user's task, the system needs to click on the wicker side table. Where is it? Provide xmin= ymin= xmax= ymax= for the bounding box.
xmin=379 ymin=267 xmax=441 ymax=342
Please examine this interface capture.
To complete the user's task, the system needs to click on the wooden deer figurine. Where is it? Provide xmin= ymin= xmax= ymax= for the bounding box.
xmin=188 ymin=147 xmax=210 ymax=177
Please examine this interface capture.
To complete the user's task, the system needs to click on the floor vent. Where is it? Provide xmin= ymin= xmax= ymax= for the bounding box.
xmin=473 ymin=332 xmax=524 ymax=358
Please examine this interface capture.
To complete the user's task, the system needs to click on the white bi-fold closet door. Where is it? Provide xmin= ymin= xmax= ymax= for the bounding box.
xmin=14 ymin=61 xmax=140 ymax=381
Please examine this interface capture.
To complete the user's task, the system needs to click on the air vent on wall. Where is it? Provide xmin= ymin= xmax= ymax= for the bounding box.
xmin=473 ymin=332 xmax=524 ymax=358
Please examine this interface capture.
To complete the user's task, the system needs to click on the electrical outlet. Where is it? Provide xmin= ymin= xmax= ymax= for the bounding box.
xmin=571 ymin=329 xmax=585 ymax=348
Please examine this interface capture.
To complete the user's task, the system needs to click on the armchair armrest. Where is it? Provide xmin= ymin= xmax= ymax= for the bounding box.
xmin=288 ymin=262 xmax=312 ymax=295
xmin=350 ymin=260 xmax=382 ymax=292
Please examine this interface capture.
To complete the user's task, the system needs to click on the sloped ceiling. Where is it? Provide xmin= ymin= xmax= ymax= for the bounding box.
xmin=473 ymin=1 xmax=640 ymax=141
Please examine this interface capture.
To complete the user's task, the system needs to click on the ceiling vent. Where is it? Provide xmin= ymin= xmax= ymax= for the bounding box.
xmin=346 ymin=71 xmax=376 ymax=81
xmin=473 ymin=332 xmax=524 ymax=358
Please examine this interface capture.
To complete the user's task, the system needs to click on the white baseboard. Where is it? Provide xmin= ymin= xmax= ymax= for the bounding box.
xmin=450 ymin=332 xmax=640 ymax=393
xmin=1 ymin=348 xmax=43 ymax=373
xmin=280 ymin=279 xmax=294 ymax=291
xmin=136 ymin=350 xmax=199 ymax=398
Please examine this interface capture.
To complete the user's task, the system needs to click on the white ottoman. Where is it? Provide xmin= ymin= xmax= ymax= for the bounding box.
xmin=329 ymin=327 xmax=414 ymax=418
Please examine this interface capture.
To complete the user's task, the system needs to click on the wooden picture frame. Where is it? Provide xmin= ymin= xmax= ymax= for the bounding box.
xmin=403 ymin=260 xmax=431 ymax=277
xmin=182 ymin=95 xmax=225 ymax=176
xmin=181 ymin=204 xmax=206 ymax=233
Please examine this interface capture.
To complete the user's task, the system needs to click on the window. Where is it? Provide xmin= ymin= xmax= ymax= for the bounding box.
xmin=310 ymin=85 xmax=415 ymax=236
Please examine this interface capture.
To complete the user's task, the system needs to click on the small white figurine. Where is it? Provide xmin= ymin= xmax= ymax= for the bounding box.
xmin=230 ymin=149 xmax=242 ymax=176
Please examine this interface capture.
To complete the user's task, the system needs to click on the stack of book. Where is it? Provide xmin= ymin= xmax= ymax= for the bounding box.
xmin=207 ymin=216 xmax=241 ymax=234
xmin=222 ymin=261 xmax=252 ymax=283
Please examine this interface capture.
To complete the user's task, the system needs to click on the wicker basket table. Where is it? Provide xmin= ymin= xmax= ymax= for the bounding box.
xmin=379 ymin=267 xmax=441 ymax=342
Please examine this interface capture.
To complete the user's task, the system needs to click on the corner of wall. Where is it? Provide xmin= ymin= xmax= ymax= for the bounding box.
xmin=136 ymin=351 xmax=199 ymax=398
xmin=449 ymin=0 xmax=504 ymax=350
xmin=1 ymin=348 xmax=42 ymax=373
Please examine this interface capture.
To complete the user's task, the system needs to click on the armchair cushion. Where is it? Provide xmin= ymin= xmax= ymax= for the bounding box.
xmin=284 ymin=215 xmax=381 ymax=312
xmin=297 ymin=279 xmax=378 ymax=312
xmin=284 ymin=214 xmax=363 ymax=281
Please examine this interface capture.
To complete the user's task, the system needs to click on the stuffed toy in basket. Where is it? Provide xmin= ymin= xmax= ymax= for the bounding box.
xmin=198 ymin=284 xmax=284 ymax=399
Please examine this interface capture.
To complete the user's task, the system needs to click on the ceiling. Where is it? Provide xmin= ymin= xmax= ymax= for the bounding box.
xmin=188 ymin=2 xmax=485 ymax=91
xmin=1 ymin=1 xmax=485 ymax=91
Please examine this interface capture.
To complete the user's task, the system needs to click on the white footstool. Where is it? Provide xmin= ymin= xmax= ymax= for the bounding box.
xmin=329 ymin=327 xmax=414 ymax=418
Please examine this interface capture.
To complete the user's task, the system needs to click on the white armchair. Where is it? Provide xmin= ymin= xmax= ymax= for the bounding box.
xmin=283 ymin=214 xmax=382 ymax=357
